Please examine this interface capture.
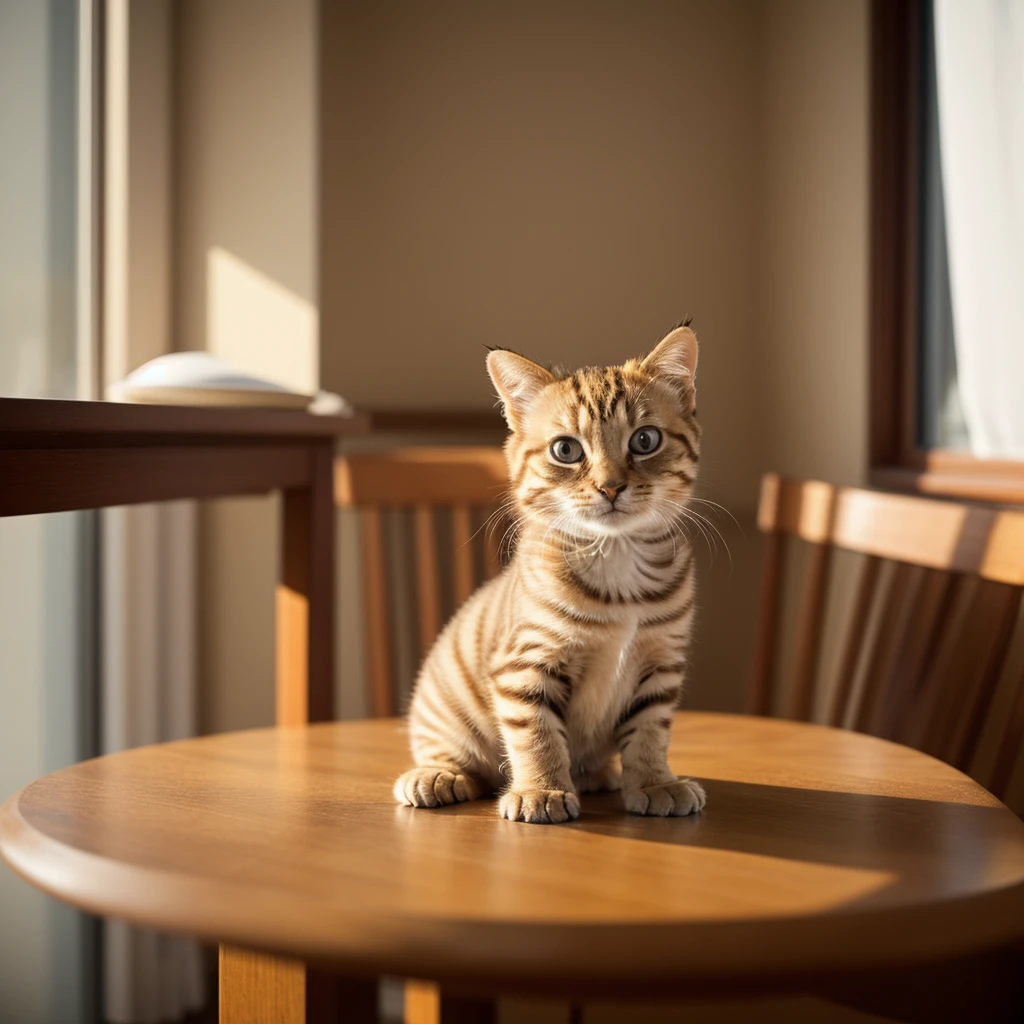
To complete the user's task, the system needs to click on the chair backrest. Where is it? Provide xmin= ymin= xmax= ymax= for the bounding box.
xmin=335 ymin=447 xmax=509 ymax=718
xmin=752 ymin=473 xmax=1024 ymax=803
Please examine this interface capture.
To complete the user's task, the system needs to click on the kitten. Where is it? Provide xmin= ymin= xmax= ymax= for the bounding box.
xmin=393 ymin=325 xmax=706 ymax=824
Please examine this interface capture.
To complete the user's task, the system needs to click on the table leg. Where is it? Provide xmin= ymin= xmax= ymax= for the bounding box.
xmin=218 ymin=442 xmax=377 ymax=1023
xmin=277 ymin=443 xmax=335 ymax=725
xmin=220 ymin=948 xmax=304 ymax=1024
xmin=220 ymin=949 xmax=378 ymax=1024
xmin=405 ymin=980 xmax=497 ymax=1024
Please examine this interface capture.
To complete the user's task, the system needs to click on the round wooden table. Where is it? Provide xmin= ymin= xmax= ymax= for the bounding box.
xmin=3 ymin=712 xmax=1024 ymax=998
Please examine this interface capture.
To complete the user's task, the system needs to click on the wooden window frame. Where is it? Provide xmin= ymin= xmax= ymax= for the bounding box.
xmin=868 ymin=0 xmax=1024 ymax=505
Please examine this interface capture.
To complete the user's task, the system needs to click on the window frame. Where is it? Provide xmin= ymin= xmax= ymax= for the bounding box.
xmin=868 ymin=0 xmax=1024 ymax=504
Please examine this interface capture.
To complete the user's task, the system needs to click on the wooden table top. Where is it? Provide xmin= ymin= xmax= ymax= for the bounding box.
xmin=0 ymin=395 xmax=366 ymax=446
xmin=4 ymin=712 xmax=1024 ymax=993
xmin=0 ymin=397 xmax=367 ymax=517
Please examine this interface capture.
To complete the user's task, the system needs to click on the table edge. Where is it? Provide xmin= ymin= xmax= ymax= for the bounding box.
xmin=0 ymin=396 xmax=368 ymax=443
xmin=4 ymin=713 xmax=1024 ymax=984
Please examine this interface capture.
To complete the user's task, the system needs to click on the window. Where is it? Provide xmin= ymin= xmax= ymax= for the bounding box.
xmin=870 ymin=0 xmax=1024 ymax=501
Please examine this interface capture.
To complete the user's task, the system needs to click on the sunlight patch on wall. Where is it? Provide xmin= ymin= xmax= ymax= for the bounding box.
xmin=206 ymin=245 xmax=318 ymax=393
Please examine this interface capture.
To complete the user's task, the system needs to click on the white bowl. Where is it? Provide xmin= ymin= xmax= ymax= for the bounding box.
xmin=107 ymin=352 xmax=313 ymax=409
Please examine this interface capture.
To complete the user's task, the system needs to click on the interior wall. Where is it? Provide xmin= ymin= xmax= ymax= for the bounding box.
xmin=724 ymin=0 xmax=869 ymax=726
xmin=318 ymin=0 xmax=766 ymax=717
xmin=174 ymin=0 xmax=317 ymax=733
xmin=318 ymin=0 xmax=868 ymax=715
xmin=320 ymin=0 xmax=764 ymax=517
xmin=176 ymin=0 xmax=869 ymax=732
xmin=756 ymin=0 xmax=869 ymax=488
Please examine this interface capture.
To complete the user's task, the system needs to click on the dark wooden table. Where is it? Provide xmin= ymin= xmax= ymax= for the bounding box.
xmin=0 ymin=396 xmax=371 ymax=1022
xmin=0 ymin=396 xmax=366 ymax=723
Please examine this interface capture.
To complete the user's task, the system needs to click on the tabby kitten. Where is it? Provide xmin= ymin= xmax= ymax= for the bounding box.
xmin=394 ymin=325 xmax=706 ymax=824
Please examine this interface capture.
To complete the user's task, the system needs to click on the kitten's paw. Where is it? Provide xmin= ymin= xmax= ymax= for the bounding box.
xmin=394 ymin=767 xmax=483 ymax=808
xmin=624 ymin=777 xmax=706 ymax=817
xmin=499 ymin=789 xmax=581 ymax=824
xmin=575 ymin=763 xmax=622 ymax=794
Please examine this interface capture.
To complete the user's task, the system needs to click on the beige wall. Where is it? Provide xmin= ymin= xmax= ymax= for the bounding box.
xmin=175 ymin=0 xmax=317 ymax=379
xmin=177 ymin=0 xmax=869 ymax=727
xmin=174 ymin=0 xmax=317 ymax=733
xmin=319 ymin=0 xmax=868 ymax=714
xmin=756 ymin=0 xmax=869 ymax=488
xmin=321 ymin=0 xmax=764 ymax=517
xmin=692 ymin=0 xmax=870 ymax=716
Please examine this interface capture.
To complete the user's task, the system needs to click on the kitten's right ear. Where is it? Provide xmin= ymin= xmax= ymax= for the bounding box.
xmin=486 ymin=349 xmax=555 ymax=429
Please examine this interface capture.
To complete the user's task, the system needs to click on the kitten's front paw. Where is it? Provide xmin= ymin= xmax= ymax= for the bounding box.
xmin=499 ymin=789 xmax=581 ymax=824
xmin=624 ymin=777 xmax=706 ymax=817
xmin=394 ymin=767 xmax=482 ymax=808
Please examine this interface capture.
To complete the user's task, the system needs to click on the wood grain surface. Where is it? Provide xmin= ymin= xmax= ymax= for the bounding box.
xmin=3 ymin=712 xmax=1024 ymax=996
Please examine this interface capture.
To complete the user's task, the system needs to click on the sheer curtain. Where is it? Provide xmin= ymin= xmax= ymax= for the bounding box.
xmin=101 ymin=3 xmax=204 ymax=1019
xmin=101 ymin=502 xmax=205 ymax=1023
xmin=934 ymin=0 xmax=1024 ymax=458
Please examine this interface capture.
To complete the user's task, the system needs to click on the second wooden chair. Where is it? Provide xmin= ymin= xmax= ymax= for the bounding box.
xmin=335 ymin=446 xmax=510 ymax=719
xmin=753 ymin=473 xmax=1024 ymax=806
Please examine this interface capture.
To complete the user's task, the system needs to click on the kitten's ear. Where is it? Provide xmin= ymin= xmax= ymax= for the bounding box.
xmin=486 ymin=349 xmax=555 ymax=429
xmin=641 ymin=326 xmax=698 ymax=409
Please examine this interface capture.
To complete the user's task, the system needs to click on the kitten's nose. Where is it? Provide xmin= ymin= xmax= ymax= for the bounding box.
xmin=598 ymin=480 xmax=627 ymax=502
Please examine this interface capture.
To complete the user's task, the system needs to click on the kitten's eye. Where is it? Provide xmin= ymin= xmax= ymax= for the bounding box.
xmin=550 ymin=437 xmax=584 ymax=464
xmin=628 ymin=426 xmax=662 ymax=456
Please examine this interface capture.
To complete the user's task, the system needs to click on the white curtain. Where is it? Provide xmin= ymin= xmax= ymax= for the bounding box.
xmin=934 ymin=0 xmax=1024 ymax=458
xmin=101 ymin=502 xmax=205 ymax=1023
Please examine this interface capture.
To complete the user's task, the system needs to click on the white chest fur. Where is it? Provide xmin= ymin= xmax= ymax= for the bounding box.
xmin=566 ymin=610 xmax=641 ymax=759
xmin=570 ymin=534 xmax=664 ymax=603
xmin=560 ymin=533 xmax=686 ymax=759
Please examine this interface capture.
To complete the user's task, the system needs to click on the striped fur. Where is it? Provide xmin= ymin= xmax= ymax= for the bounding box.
xmin=394 ymin=326 xmax=707 ymax=823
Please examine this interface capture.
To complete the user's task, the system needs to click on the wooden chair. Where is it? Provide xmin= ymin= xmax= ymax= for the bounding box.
xmin=335 ymin=446 xmax=509 ymax=718
xmin=752 ymin=472 xmax=1024 ymax=805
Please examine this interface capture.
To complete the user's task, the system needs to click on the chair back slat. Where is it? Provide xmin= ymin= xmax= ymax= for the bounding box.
xmin=918 ymin=581 xmax=999 ymax=762
xmin=750 ymin=530 xmax=785 ymax=715
xmin=361 ymin=506 xmax=395 ymax=717
xmin=414 ymin=503 xmax=442 ymax=659
xmin=829 ymin=554 xmax=881 ymax=726
xmin=950 ymin=584 xmax=1022 ymax=771
xmin=883 ymin=568 xmax=958 ymax=744
xmin=901 ymin=575 xmax=973 ymax=753
xmin=853 ymin=562 xmax=915 ymax=734
xmin=452 ymin=503 xmax=475 ymax=605
xmin=336 ymin=448 xmax=509 ymax=716
xmin=990 ymin=670 xmax=1024 ymax=798
xmin=754 ymin=473 xmax=1024 ymax=808
xmin=790 ymin=541 xmax=833 ymax=721
xmin=918 ymin=581 xmax=1020 ymax=770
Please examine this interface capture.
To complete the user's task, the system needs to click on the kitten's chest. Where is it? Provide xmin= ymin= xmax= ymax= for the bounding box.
xmin=568 ymin=614 xmax=642 ymax=734
xmin=572 ymin=537 xmax=664 ymax=602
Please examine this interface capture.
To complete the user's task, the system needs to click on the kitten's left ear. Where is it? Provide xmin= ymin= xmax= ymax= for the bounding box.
xmin=641 ymin=325 xmax=698 ymax=410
